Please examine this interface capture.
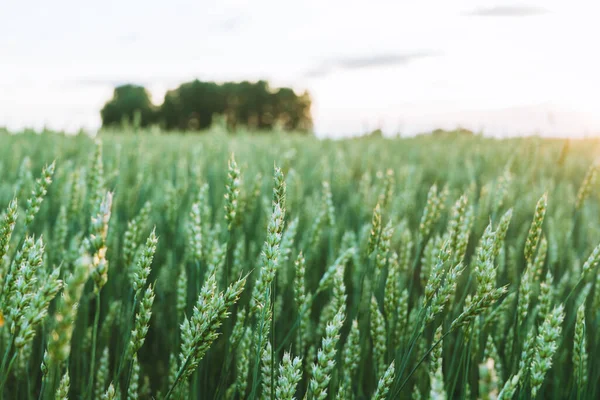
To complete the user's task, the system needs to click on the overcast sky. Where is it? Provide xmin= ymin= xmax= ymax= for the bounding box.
xmin=1 ymin=0 xmax=599 ymax=137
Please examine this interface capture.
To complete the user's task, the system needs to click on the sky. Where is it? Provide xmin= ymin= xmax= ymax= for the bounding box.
xmin=1 ymin=0 xmax=599 ymax=137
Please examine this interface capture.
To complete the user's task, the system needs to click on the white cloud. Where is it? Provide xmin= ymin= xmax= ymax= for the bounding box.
xmin=464 ymin=5 xmax=550 ymax=17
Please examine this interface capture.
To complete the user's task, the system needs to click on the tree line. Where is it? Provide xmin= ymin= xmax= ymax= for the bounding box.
xmin=100 ymin=80 xmax=313 ymax=133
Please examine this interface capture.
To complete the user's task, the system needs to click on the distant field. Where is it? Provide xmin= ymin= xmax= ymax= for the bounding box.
xmin=0 ymin=129 xmax=599 ymax=399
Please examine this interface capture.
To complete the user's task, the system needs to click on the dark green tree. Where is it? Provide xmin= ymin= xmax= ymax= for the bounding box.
xmin=273 ymin=88 xmax=313 ymax=131
xmin=159 ymin=79 xmax=313 ymax=133
xmin=160 ymin=80 xmax=227 ymax=130
xmin=100 ymin=85 xmax=156 ymax=128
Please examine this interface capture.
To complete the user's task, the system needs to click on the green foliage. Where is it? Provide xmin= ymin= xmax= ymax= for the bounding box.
xmin=0 ymin=130 xmax=599 ymax=399
xmin=102 ymin=80 xmax=313 ymax=133
xmin=100 ymin=85 xmax=157 ymax=129
xmin=161 ymin=80 xmax=313 ymax=132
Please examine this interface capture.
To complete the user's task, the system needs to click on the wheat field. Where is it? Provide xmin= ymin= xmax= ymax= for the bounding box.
xmin=0 ymin=130 xmax=599 ymax=399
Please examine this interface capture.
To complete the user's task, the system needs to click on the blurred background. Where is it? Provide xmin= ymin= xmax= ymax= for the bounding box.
xmin=1 ymin=0 xmax=599 ymax=137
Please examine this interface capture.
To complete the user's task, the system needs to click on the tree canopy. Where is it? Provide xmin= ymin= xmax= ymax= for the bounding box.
xmin=100 ymin=85 xmax=156 ymax=128
xmin=100 ymin=80 xmax=313 ymax=133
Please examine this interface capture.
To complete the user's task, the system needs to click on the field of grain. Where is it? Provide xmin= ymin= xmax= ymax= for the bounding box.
xmin=0 ymin=130 xmax=599 ymax=399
